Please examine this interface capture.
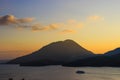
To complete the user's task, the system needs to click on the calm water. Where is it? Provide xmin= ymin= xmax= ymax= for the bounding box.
xmin=0 ymin=64 xmax=120 ymax=80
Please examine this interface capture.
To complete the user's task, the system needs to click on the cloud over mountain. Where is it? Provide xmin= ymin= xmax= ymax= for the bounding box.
xmin=0 ymin=14 xmax=104 ymax=34
xmin=31 ymin=23 xmax=61 ymax=32
xmin=0 ymin=15 xmax=34 ymax=25
xmin=61 ymin=29 xmax=76 ymax=34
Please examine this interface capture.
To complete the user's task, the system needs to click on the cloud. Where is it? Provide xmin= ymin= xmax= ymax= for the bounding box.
xmin=67 ymin=19 xmax=84 ymax=28
xmin=0 ymin=15 xmax=34 ymax=25
xmin=18 ymin=17 xmax=34 ymax=23
xmin=61 ymin=29 xmax=76 ymax=34
xmin=31 ymin=23 xmax=61 ymax=32
xmin=0 ymin=15 xmax=84 ymax=33
xmin=0 ymin=15 xmax=17 ymax=25
xmin=31 ymin=24 xmax=48 ymax=32
xmin=15 ymin=25 xmax=31 ymax=30
xmin=31 ymin=19 xmax=83 ymax=33
xmin=88 ymin=15 xmax=104 ymax=21
xmin=48 ymin=23 xmax=60 ymax=30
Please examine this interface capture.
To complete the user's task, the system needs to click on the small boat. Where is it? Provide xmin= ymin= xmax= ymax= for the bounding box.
xmin=76 ymin=70 xmax=85 ymax=74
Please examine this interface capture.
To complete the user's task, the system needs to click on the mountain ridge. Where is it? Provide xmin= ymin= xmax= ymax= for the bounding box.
xmin=8 ymin=39 xmax=120 ymax=67
xmin=104 ymin=47 xmax=120 ymax=56
xmin=63 ymin=47 xmax=120 ymax=67
xmin=7 ymin=39 xmax=94 ymax=66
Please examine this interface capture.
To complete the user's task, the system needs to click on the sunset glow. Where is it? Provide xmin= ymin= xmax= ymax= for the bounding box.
xmin=0 ymin=0 xmax=120 ymax=59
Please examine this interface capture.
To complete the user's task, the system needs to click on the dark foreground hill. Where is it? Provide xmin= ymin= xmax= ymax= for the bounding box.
xmin=63 ymin=48 xmax=120 ymax=67
xmin=7 ymin=39 xmax=94 ymax=66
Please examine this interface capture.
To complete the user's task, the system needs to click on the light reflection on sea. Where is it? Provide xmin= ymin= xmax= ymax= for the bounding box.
xmin=0 ymin=64 xmax=120 ymax=80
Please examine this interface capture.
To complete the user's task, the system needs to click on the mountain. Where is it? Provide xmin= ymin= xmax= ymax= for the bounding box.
xmin=104 ymin=48 xmax=120 ymax=56
xmin=63 ymin=48 xmax=120 ymax=67
xmin=0 ymin=59 xmax=10 ymax=64
xmin=7 ymin=39 xmax=94 ymax=66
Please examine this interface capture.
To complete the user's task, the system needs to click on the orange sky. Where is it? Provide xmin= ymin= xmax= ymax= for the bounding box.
xmin=0 ymin=0 xmax=120 ymax=59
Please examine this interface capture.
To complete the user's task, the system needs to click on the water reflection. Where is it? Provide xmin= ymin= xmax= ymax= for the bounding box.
xmin=0 ymin=65 xmax=120 ymax=80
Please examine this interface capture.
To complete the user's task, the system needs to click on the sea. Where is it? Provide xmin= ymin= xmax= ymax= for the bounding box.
xmin=0 ymin=64 xmax=120 ymax=80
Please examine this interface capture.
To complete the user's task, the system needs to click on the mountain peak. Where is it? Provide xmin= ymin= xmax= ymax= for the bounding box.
xmin=8 ymin=39 xmax=94 ymax=66
xmin=63 ymin=39 xmax=79 ymax=44
xmin=45 ymin=39 xmax=80 ymax=49
xmin=64 ymin=39 xmax=75 ymax=42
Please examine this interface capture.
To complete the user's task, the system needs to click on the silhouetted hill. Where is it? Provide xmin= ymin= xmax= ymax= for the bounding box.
xmin=7 ymin=39 xmax=94 ymax=66
xmin=63 ymin=48 xmax=120 ymax=67
xmin=0 ymin=60 xmax=10 ymax=64
xmin=104 ymin=48 xmax=120 ymax=56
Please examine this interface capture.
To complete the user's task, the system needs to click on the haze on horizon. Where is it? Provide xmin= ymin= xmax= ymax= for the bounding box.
xmin=0 ymin=0 xmax=120 ymax=59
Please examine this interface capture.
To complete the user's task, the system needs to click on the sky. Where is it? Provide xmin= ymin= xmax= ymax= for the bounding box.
xmin=0 ymin=0 xmax=120 ymax=59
